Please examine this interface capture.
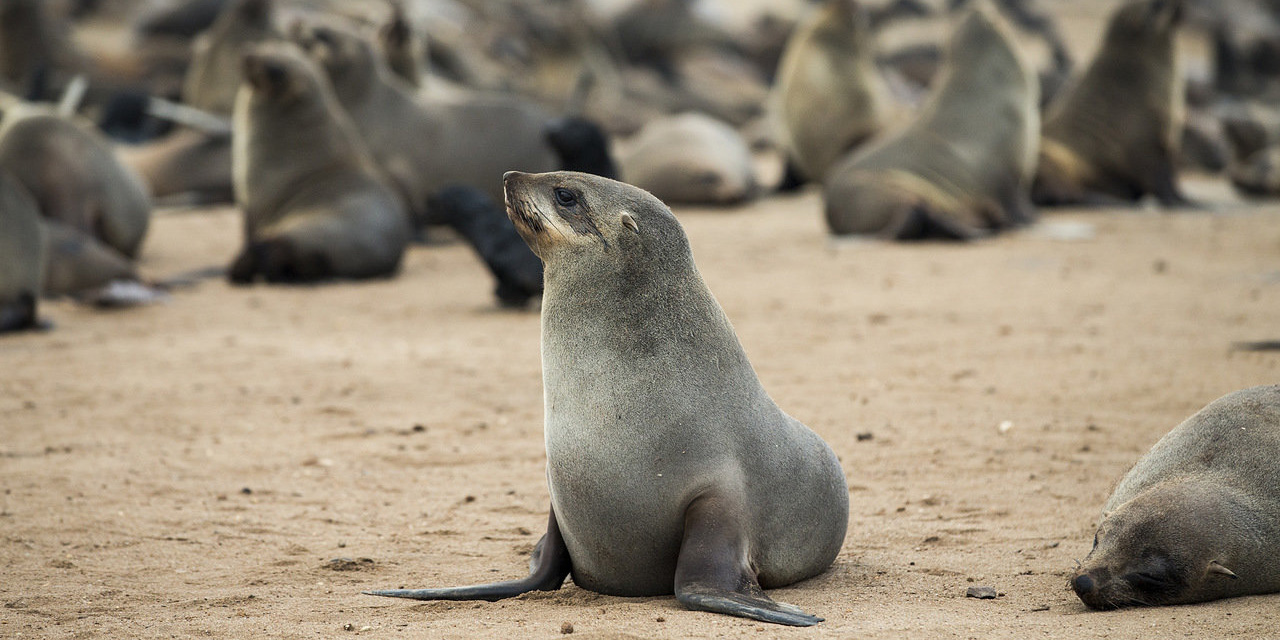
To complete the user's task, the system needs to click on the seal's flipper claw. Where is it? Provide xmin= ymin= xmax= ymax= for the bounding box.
xmin=363 ymin=583 xmax=538 ymax=602
xmin=679 ymin=592 xmax=824 ymax=627
xmin=673 ymin=492 xmax=825 ymax=627
xmin=364 ymin=507 xmax=571 ymax=603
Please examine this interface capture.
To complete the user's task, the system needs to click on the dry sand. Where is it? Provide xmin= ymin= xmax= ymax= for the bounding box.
xmin=4 ymin=179 xmax=1280 ymax=639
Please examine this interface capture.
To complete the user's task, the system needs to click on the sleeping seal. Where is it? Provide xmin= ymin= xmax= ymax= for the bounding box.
xmin=1072 ymin=385 xmax=1280 ymax=609
xmin=365 ymin=171 xmax=850 ymax=626
xmin=618 ymin=112 xmax=758 ymax=206
xmin=823 ymin=4 xmax=1039 ymax=239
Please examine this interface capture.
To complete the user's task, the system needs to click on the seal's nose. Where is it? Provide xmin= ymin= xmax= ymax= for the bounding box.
xmin=1071 ymin=573 xmax=1096 ymax=597
xmin=502 ymin=172 xmax=525 ymax=202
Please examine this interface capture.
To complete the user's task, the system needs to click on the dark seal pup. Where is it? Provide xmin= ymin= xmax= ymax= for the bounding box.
xmin=1072 ymin=385 xmax=1280 ymax=609
xmin=365 ymin=171 xmax=850 ymax=626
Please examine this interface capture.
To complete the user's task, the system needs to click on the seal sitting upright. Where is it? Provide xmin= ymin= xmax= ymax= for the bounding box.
xmin=1032 ymin=0 xmax=1189 ymax=207
xmin=822 ymin=4 xmax=1039 ymax=239
xmin=365 ymin=171 xmax=850 ymax=626
xmin=229 ymin=43 xmax=411 ymax=283
xmin=1071 ymin=385 xmax=1280 ymax=609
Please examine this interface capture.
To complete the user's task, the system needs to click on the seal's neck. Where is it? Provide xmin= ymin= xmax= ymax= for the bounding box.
xmin=539 ymin=248 xmax=756 ymax=385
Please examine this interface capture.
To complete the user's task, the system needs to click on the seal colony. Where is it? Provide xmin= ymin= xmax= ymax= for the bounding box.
xmin=1072 ymin=385 xmax=1280 ymax=609
xmin=365 ymin=171 xmax=849 ymax=626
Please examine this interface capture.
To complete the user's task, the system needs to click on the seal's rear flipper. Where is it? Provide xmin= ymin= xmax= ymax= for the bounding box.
xmin=887 ymin=204 xmax=985 ymax=242
xmin=673 ymin=493 xmax=824 ymax=627
xmin=364 ymin=507 xmax=571 ymax=602
xmin=75 ymin=280 xmax=170 ymax=308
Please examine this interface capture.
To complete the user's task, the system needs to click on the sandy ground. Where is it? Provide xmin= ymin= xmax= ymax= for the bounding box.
xmin=4 ymin=177 xmax=1280 ymax=639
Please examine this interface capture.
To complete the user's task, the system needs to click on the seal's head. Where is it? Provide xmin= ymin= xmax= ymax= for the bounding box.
xmin=292 ymin=19 xmax=379 ymax=104
xmin=1071 ymin=480 xmax=1242 ymax=610
xmin=232 ymin=0 xmax=273 ymax=28
xmin=241 ymin=43 xmax=327 ymax=108
xmin=812 ymin=0 xmax=873 ymax=50
xmin=1105 ymin=0 xmax=1183 ymax=46
xmin=502 ymin=171 xmax=688 ymax=269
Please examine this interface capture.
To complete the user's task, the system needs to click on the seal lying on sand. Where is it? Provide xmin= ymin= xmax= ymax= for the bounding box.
xmin=618 ymin=112 xmax=758 ymax=206
xmin=1032 ymin=0 xmax=1190 ymax=207
xmin=1072 ymin=385 xmax=1280 ymax=609
xmin=823 ymin=5 xmax=1039 ymax=239
xmin=365 ymin=171 xmax=849 ymax=626
xmin=229 ymin=43 xmax=410 ymax=284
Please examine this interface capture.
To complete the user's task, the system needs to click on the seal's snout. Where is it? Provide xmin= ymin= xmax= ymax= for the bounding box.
xmin=503 ymin=171 xmax=529 ymax=191
xmin=1071 ymin=573 xmax=1096 ymax=597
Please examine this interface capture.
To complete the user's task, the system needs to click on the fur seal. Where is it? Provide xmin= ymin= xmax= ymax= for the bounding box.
xmin=0 ymin=103 xmax=151 ymax=259
xmin=293 ymin=20 xmax=559 ymax=217
xmin=0 ymin=172 xmax=45 ymax=332
xmin=1072 ymin=385 xmax=1280 ymax=609
xmin=365 ymin=171 xmax=849 ymax=626
xmin=823 ymin=5 xmax=1039 ymax=239
xmin=771 ymin=0 xmax=892 ymax=183
xmin=617 ymin=112 xmax=758 ymax=206
xmin=1032 ymin=0 xmax=1190 ymax=207
xmin=184 ymin=0 xmax=278 ymax=116
xmin=229 ymin=42 xmax=411 ymax=284
xmin=40 ymin=218 xmax=141 ymax=299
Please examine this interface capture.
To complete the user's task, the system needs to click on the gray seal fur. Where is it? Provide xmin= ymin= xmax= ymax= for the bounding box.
xmin=1071 ymin=384 xmax=1280 ymax=609
xmin=365 ymin=171 xmax=849 ymax=627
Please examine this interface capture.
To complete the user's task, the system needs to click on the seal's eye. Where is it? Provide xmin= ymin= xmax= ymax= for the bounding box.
xmin=554 ymin=188 xmax=578 ymax=207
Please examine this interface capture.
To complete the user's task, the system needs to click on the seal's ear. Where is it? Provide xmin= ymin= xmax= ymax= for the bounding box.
xmin=620 ymin=212 xmax=639 ymax=234
xmin=1207 ymin=561 xmax=1238 ymax=579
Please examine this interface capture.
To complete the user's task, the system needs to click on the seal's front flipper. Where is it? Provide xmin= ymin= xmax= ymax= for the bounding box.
xmin=364 ymin=507 xmax=571 ymax=602
xmin=673 ymin=493 xmax=824 ymax=627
